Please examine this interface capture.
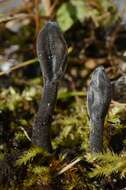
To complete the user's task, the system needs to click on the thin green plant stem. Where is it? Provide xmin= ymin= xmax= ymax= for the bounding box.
xmin=0 ymin=58 xmax=38 ymax=77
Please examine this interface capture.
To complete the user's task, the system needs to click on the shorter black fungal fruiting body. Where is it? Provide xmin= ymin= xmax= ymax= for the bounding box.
xmin=32 ymin=21 xmax=67 ymax=153
xmin=111 ymin=76 xmax=126 ymax=103
xmin=87 ymin=66 xmax=112 ymax=153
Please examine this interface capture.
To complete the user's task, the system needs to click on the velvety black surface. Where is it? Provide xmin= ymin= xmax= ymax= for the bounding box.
xmin=32 ymin=21 xmax=67 ymax=152
xmin=87 ymin=66 xmax=112 ymax=153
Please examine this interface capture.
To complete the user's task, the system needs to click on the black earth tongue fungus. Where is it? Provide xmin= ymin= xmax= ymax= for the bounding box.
xmin=87 ymin=66 xmax=112 ymax=153
xmin=32 ymin=21 xmax=67 ymax=153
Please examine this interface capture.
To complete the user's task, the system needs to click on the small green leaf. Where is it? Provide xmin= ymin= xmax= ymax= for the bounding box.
xmin=71 ymin=0 xmax=98 ymax=22
xmin=56 ymin=3 xmax=75 ymax=31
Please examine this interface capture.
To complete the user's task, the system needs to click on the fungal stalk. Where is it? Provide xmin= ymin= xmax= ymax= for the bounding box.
xmin=32 ymin=21 xmax=67 ymax=153
xmin=87 ymin=66 xmax=112 ymax=153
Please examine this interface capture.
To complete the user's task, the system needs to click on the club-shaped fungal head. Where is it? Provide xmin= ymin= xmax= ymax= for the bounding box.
xmin=36 ymin=21 xmax=67 ymax=82
xmin=87 ymin=66 xmax=112 ymax=123
xmin=111 ymin=76 xmax=126 ymax=103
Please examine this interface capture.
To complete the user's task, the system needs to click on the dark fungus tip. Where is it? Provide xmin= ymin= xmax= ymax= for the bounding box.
xmin=87 ymin=66 xmax=112 ymax=121
xmin=36 ymin=21 xmax=68 ymax=82
xmin=112 ymin=75 xmax=126 ymax=103
xmin=91 ymin=66 xmax=104 ymax=79
xmin=90 ymin=66 xmax=110 ymax=89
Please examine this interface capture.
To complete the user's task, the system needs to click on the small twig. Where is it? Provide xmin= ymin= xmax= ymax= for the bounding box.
xmin=0 ymin=13 xmax=50 ymax=24
xmin=20 ymin=127 xmax=31 ymax=142
xmin=0 ymin=13 xmax=29 ymax=23
xmin=34 ymin=0 xmax=41 ymax=34
xmin=48 ymin=0 xmax=59 ymax=17
xmin=42 ymin=0 xmax=51 ymax=16
xmin=57 ymin=157 xmax=82 ymax=176
xmin=42 ymin=0 xmax=59 ymax=17
xmin=0 ymin=58 xmax=38 ymax=77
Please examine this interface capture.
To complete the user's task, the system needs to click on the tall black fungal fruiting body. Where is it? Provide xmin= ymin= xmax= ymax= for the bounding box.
xmin=32 ymin=21 xmax=67 ymax=153
xmin=87 ymin=66 xmax=111 ymax=153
